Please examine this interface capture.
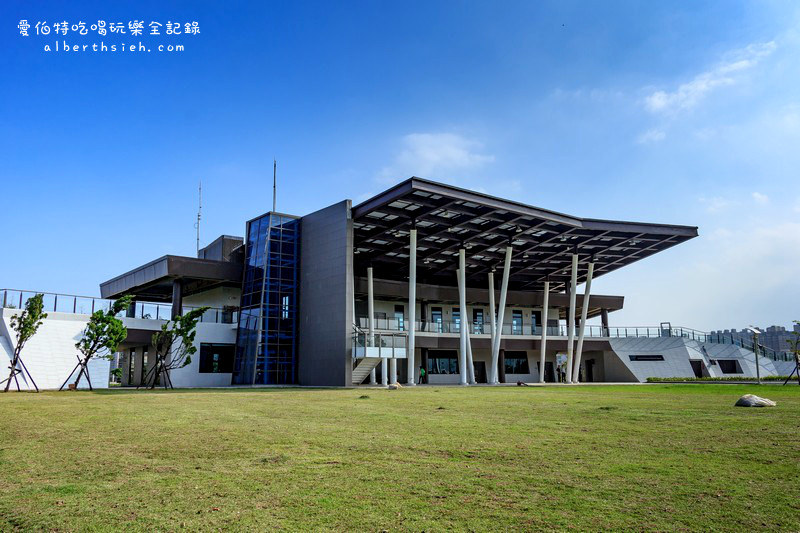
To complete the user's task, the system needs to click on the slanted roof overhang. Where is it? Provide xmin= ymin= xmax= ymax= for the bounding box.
xmin=352 ymin=177 xmax=698 ymax=292
xmin=99 ymin=255 xmax=243 ymax=301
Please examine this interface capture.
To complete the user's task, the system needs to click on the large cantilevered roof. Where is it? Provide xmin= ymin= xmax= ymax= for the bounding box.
xmin=352 ymin=177 xmax=698 ymax=292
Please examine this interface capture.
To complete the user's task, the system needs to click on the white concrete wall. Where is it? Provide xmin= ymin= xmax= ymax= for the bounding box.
xmin=167 ymin=322 xmax=237 ymax=388
xmin=183 ymin=286 xmax=241 ymax=309
xmin=608 ymin=336 xmax=785 ymax=382
xmin=0 ymin=309 xmax=110 ymax=390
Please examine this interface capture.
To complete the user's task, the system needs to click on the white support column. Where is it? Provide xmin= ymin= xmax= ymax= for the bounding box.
xmin=490 ymin=246 xmax=512 ymax=384
xmin=407 ymin=229 xmax=417 ymax=385
xmin=457 ymin=250 xmax=468 ymax=386
xmin=466 ymin=304 xmax=476 ymax=384
xmin=381 ymin=358 xmax=388 ymax=386
xmin=488 ymin=272 xmax=497 ymax=355
xmin=572 ymin=261 xmax=594 ymax=383
xmin=565 ymin=253 xmax=578 ymax=384
xmin=367 ymin=267 xmax=377 ymax=385
xmin=539 ymin=280 xmax=550 ymax=383
xmin=389 ymin=358 xmax=397 ymax=385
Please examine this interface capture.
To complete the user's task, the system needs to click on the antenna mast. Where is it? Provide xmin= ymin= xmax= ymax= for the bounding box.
xmin=195 ymin=180 xmax=202 ymax=255
xmin=272 ymin=159 xmax=277 ymax=213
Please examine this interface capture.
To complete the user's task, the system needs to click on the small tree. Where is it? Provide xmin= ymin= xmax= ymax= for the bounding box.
xmin=785 ymin=320 xmax=800 ymax=386
xmin=2 ymin=294 xmax=48 ymax=392
xmin=143 ymin=307 xmax=208 ymax=389
xmin=61 ymin=295 xmax=133 ymax=391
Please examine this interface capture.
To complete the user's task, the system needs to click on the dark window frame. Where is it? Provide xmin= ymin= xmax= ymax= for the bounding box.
xmin=629 ymin=354 xmax=665 ymax=361
xmin=199 ymin=343 xmax=235 ymax=373
xmin=504 ymin=351 xmax=530 ymax=374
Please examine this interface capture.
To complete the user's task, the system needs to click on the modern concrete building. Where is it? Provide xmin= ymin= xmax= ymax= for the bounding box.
xmin=2 ymin=178 xmax=794 ymax=389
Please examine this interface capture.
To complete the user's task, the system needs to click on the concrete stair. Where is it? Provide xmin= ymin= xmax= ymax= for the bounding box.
xmin=352 ymin=357 xmax=381 ymax=385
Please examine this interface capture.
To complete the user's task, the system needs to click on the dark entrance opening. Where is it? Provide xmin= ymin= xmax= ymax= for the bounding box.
xmin=585 ymin=359 xmax=595 ymax=382
xmin=537 ymin=361 xmax=556 ymax=382
xmin=473 ymin=361 xmax=487 ymax=383
xmin=690 ymin=360 xmax=703 ymax=378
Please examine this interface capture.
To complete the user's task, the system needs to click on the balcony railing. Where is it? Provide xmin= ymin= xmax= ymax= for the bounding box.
xmin=1 ymin=289 xmax=239 ymax=324
xmin=354 ymin=317 xmax=791 ymax=362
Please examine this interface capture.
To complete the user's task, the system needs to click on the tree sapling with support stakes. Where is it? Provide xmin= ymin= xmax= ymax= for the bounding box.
xmin=142 ymin=307 xmax=208 ymax=390
xmin=61 ymin=295 xmax=132 ymax=391
xmin=2 ymin=293 xmax=47 ymax=392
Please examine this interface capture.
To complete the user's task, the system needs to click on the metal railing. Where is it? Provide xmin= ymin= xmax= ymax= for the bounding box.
xmin=1 ymin=289 xmax=239 ymax=324
xmin=354 ymin=316 xmax=790 ymax=362
xmin=352 ymin=326 xmax=407 ymax=359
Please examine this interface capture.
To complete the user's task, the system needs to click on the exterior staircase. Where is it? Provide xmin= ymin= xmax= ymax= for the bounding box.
xmin=352 ymin=357 xmax=381 ymax=386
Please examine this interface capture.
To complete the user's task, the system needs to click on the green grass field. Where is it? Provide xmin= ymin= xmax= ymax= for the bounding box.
xmin=1 ymin=385 xmax=798 ymax=531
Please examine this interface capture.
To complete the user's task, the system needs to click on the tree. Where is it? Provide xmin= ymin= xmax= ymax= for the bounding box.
xmin=143 ymin=307 xmax=209 ymax=389
xmin=2 ymin=294 xmax=48 ymax=392
xmin=784 ymin=320 xmax=800 ymax=386
xmin=61 ymin=295 xmax=133 ymax=391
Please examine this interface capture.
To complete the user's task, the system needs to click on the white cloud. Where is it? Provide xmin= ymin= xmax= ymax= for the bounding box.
xmin=698 ymin=196 xmax=734 ymax=214
xmin=377 ymin=132 xmax=495 ymax=183
xmin=752 ymin=192 xmax=769 ymax=205
xmin=636 ymin=128 xmax=666 ymax=144
xmin=644 ymin=41 xmax=776 ymax=114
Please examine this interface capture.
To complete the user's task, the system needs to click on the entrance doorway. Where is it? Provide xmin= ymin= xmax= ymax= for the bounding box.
xmin=690 ymin=360 xmax=703 ymax=378
xmin=473 ymin=361 xmax=487 ymax=383
xmin=584 ymin=359 xmax=595 ymax=382
xmin=537 ymin=361 xmax=556 ymax=382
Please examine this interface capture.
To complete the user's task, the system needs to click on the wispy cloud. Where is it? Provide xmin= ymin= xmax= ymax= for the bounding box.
xmin=644 ymin=41 xmax=776 ymax=114
xmin=699 ymin=196 xmax=735 ymax=214
xmin=752 ymin=191 xmax=769 ymax=205
xmin=636 ymin=128 xmax=666 ymax=144
xmin=377 ymin=132 xmax=495 ymax=184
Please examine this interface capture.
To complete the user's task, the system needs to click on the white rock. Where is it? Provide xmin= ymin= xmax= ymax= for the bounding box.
xmin=735 ymin=394 xmax=777 ymax=407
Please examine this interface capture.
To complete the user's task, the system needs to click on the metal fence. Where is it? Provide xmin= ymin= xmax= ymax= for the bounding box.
xmin=1 ymin=289 xmax=239 ymax=324
xmin=354 ymin=316 xmax=790 ymax=362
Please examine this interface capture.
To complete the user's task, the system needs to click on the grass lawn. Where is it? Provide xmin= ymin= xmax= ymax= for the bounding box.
xmin=1 ymin=385 xmax=799 ymax=531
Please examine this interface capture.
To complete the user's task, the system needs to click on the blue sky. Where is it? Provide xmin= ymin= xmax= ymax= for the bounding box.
xmin=2 ymin=1 xmax=799 ymax=330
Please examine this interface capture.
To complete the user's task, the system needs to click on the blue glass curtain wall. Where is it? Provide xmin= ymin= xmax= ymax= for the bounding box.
xmin=233 ymin=213 xmax=299 ymax=384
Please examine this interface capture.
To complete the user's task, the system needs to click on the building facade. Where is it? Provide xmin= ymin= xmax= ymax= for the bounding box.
xmin=3 ymin=177 xmax=794 ymax=389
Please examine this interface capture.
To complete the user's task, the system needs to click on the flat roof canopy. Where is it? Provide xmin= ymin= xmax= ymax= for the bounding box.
xmin=352 ymin=177 xmax=698 ymax=292
xmin=100 ymin=255 xmax=242 ymax=301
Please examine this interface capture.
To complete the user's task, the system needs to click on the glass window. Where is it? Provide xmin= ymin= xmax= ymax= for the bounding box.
xmin=199 ymin=343 xmax=235 ymax=373
xmin=473 ymin=308 xmax=484 ymax=334
xmin=505 ymin=351 xmax=530 ymax=374
xmin=629 ymin=355 xmax=665 ymax=361
xmin=512 ymin=310 xmax=523 ymax=335
xmin=428 ymin=350 xmax=459 ymax=374
xmin=394 ymin=304 xmax=405 ymax=331
xmin=453 ymin=307 xmax=461 ymax=334
xmin=717 ymin=359 xmax=742 ymax=374
xmin=233 ymin=213 xmax=299 ymax=385
xmin=431 ymin=307 xmax=443 ymax=333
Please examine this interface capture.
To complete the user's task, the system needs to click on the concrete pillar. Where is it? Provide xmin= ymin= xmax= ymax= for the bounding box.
xmin=466 ymin=305 xmax=476 ymax=384
xmin=498 ymin=349 xmax=506 ymax=383
xmin=490 ymin=246 xmax=513 ymax=384
xmin=390 ymin=358 xmax=397 ymax=384
xmin=601 ymin=308 xmax=609 ymax=336
xmin=488 ymin=272 xmax=496 ymax=362
xmin=381 ymin=358 xmax=388 ymax=386
xmin=565 ymin=253 xmax=578 ymax=384
xmin=539 ymin=280 xmax=550 ymax=383
xmin=407 ymin=229 xmax=417 ymax=385
xmin=572 ymin=261 xmax=594 ymax=383
xmin=420 ymin=348 xmax=428 ymax=384
xmin=171 ymin=279 xmax=183 ymax=319
xmin=367 ymin=267 xmax=376 ymax=385
xmin=457 ymin=250 xmax=468 ymax=386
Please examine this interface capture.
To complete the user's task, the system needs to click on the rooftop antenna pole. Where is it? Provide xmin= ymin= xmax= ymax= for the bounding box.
xmin=195 ymin=180 xmax=202 ymax=255
xmin=272 ymin=159 xmax=277 ymax=213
